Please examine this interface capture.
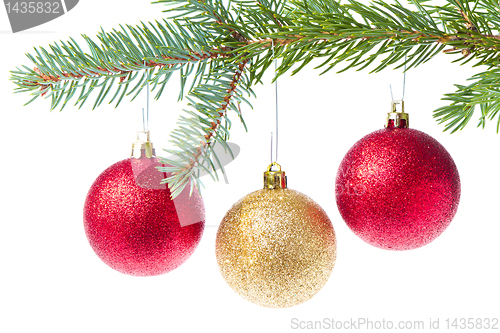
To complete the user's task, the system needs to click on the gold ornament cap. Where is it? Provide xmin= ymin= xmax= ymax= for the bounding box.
xmin=385 ymin=100 xmax=409 ymax=128
xmin=263 ymin=162 xmax=287 ymax=189
xmin=131 ymin=130 xmax=155 ymax=159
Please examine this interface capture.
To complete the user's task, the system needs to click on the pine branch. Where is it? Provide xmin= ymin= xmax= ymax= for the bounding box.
xmin=10 ymin=0 xmax=500 ymax=196
xmin=256 ymin=0 xmax=500 ymax=131
xmin=10 ymin=19 xmax=232 ymax=110
xmin=434 ymin=67 xmax=500 ymax=132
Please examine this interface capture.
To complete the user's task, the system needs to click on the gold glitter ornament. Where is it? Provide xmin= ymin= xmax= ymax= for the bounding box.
xmin=216 ymin=163 xmax=337 ymax=308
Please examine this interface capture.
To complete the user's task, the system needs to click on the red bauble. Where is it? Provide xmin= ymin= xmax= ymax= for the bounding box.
xmin=335 ymin=127 xmax=460 ymax=250
xmin=84 ymin=157 xmax=205 ymax=276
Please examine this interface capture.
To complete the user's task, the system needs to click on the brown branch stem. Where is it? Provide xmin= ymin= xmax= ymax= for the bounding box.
xmin=29 ymin=27 xmax=500 ymax=90
xmin=177 ymin=59 xmax=249 ymax=175
xmin=29 ymin=48 xmax=231 ymax=87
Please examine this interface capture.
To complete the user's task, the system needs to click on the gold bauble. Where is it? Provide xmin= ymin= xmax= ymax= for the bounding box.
xmin=216 ymin=163 xmax=337 ymax=308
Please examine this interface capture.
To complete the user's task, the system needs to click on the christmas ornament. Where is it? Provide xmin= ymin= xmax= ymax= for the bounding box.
xmin=335 ymin=101 xmax=460 ymax=251
xmin=83 ymin=131 xmax=205 ymax=276
xmin=216 ymin=163 xmax=337 ymax=308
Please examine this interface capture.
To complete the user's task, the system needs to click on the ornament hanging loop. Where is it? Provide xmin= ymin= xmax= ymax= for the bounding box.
xmin=391 ymin=100 xmax=405 ymax=113
xmin=267 ymin=162 xmax=281 ymax=172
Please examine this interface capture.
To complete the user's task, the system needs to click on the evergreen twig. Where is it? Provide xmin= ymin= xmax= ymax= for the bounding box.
xmin=10 ymin=0 xmax=500 ymax=196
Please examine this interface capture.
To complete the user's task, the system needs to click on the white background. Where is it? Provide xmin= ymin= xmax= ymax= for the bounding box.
xmin=1 ymin=1 xmax=499 ymax=332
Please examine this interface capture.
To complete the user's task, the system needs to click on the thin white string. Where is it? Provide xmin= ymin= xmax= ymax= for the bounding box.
xmin=271 ymin=40 xmax=279 ymax=163
xmin=390 ymin=55 xmax=407 ymax=102
xmin=142 ymin=60 xmax=150 ymax=132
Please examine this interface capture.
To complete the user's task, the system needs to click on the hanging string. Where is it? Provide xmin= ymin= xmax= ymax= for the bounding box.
xmin=142 ymin=60 xmax=150 ymax=132
xmin=390 ymin=55 xmax=407 ymax=102
xmin=271 ymin=40 xmax=279 ymax=163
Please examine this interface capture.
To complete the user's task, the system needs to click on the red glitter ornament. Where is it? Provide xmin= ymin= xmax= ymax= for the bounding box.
xmin=83 ymin=132 xmax=205 ymax=275
xmin=335 ymin=101 xmax=460 ymax=250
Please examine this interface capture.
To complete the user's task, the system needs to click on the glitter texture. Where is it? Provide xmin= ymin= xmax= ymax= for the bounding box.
xmin=216 ymin=188 xmax=337 ymax=308
xmin=336 ymin=127 xmax=460 ymax=250
xmin=84 ymin=157 xmax=205 ymax=276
